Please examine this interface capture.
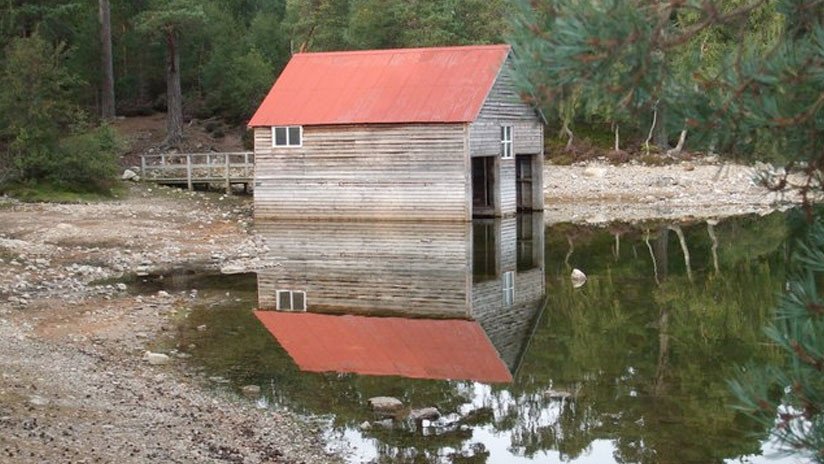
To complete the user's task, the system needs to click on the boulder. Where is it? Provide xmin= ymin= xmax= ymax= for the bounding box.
xmin=368 ymin=396 xmax=403 ymax=414
xmin=571 ymin=268 xmax=587 ymax=288
xmin=121 ymin=169 xmax=139 ymax=181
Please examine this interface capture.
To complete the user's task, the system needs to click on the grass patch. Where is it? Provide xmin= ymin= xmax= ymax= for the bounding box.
xmin=1 ymin=182 xmax=126 ymax=203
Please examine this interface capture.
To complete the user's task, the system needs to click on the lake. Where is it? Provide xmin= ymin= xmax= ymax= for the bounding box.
xmin=163 ymin=210 xmax=809 ymax=464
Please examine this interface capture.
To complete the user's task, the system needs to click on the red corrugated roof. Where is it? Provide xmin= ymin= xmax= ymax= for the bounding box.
xmin=248 ymin=44 xmax=511 ymax=127
xmin=255 ymin=311 xmax=512 ymax=383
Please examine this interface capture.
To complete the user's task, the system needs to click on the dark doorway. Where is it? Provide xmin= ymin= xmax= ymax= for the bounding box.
xmin=472 ymin=157 xmax=495 ymax=216
xmin=516 ymin=155 xmax=534 ymax=211
xmin=472 ymin=220 xmax=497 ymax=282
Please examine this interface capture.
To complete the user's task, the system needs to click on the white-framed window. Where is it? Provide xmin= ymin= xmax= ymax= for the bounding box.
xmin=272 ymin=126 xmax=302 ymax=147
xmin=276 ymin=290 xmax=307 ymax=311
xmin=501 ymin=125 xmax=513 ymax=159
xmin=502 ymin=271 xmax=514 ymax=306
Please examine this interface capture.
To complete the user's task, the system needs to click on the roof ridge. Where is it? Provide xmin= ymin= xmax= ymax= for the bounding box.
xmin=293 ymin=43 xmax=510 ymax=57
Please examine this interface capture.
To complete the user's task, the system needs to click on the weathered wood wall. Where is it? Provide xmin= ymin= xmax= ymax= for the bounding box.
xmin=256 ymin=220 xmax=472 ymax=318
xmin=471 ymin=215 xmax=546 ymax=370
xmin=254 ymin=124 xmax=470 ymax=221
xmin=469 ymin=59 xmax=544 ymax=216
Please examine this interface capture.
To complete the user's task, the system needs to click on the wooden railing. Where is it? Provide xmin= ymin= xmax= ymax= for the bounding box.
xmin=139 ymin=152 xmax=254 ymax=193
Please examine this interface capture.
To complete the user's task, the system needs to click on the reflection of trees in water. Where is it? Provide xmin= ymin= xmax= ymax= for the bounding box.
xmin=524 ymin=213 xmax=789 ymax=462
xmin=177 ymin=213 xmax=792 ymax=464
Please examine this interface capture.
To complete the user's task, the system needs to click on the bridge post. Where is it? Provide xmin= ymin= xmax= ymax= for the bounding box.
xmin=186 ymin=154 xmax=193 ymax=191
xmin=224 ymin=153 xmax=231 ymax=194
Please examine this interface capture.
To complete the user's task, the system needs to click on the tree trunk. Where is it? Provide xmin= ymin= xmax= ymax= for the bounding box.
xmin=99 ymin=0 xmax=115 ymax=120
xmin=653 ymin=102 xmax=669 ymax=149
xmin=644 ymin=105 xmax=658 ymax=154
xmin=668 ymin=224 xmax=693 ymax=282
xmin=562 ymin=121 xmax=574 ymax=151
xmin=164 ymin=28 xmax=183 ymax=147
xmin=667 ymin=129 xmax=688 ymax=157
xmin=613 ymin=123 xmax=620 ymax=152
xmin=654 ymin=227 xmax=669 ymax=282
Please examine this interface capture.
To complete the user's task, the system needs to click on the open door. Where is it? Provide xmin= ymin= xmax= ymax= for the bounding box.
xmin=472 ymin=156 xmax=496 ymax=217
xmin=516 ymin=155 xmax=534 ymax=211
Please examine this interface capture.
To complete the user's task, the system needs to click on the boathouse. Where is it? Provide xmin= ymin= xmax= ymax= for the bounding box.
xmin=248 ymin=44 xmax=545 ymax=221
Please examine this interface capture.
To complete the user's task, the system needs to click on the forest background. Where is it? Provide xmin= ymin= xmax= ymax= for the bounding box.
xmin=1 ymin=1 xmax=823 ymax=461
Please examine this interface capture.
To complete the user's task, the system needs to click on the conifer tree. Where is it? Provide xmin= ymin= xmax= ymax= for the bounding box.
xmin=511 ymin=1 xmax=824 ymax=459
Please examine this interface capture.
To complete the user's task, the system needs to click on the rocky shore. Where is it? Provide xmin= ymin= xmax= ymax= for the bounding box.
xmin=0 ymin=184 xmax=340 ymax=464
xmin=544 ymin=159 xmax=802 ymax=225
xmin=0 ymin=159 xmax=802 ymax=463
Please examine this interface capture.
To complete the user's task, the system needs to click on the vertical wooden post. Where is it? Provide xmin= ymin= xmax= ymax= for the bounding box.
xmin=224 ymin=153 xmax=231 ymax=194
xmin=243 ymin=152 xmax=249 ymax=178
xmin=186 ymin=153 xmax=193 ymax=191
xmin=140 ymin=155 xmax=146 ymax=177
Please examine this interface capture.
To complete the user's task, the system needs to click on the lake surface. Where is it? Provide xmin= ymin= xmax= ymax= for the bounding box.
xmin=167 ymin=211 xmax=811 ymax=464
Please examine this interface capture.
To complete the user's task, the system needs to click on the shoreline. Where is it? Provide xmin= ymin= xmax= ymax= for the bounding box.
xmin=0 ymin=160 xmax=801 ymax=462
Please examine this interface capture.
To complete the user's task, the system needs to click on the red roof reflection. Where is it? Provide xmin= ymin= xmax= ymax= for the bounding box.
xmin=255 ymin=311 xmax=513 ymax=383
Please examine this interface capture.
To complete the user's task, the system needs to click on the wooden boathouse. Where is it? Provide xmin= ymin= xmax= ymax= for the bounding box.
xmin=248 ymin=44 xmax=545 ymax=221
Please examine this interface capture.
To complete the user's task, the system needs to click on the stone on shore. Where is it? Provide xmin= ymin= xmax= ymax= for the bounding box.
xmin=143 ymin=351 xmax=171 ymax=365
xmin=368 ymin=396 xmax=403 ymax=414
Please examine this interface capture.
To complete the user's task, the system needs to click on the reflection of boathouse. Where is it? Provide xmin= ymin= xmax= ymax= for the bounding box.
xmin=255 ymin=214 xmax=545 ymax=383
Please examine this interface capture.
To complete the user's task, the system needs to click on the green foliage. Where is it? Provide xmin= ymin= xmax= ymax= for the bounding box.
xmin=730 ymin=218 xmax=824 ymax=462
xmin=201 ymin=42 xmax=274 ymax=122
xmin=511 ymin=0 xmax=819 ymax=160
xmin=0 ymin=34 xmax=119 ymax=193
xmin=133 ymin=0 xmax=207 ymax=36
xmin=511 ymin=0 xmax=824 ymax=459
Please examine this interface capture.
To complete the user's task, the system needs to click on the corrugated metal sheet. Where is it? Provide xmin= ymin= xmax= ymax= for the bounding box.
xmin=248 ymin=45 xmax=510 ymax=127
xmin=255 ymin=311 xmax=513 ymax=384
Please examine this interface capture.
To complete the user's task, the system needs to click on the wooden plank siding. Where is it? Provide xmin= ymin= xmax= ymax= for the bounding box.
xmin=469 ymin=60 xmax=544 ymax=216
xmin=254 ymin=124 xmax=470 ymax=221
xmin=256 ymin=221 xmax=472 ymax=318
xmin=470 ymin=215 xmax=545 ymax=370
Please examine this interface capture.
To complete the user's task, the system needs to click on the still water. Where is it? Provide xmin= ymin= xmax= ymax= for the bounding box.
xmin=166 ymin=211 xmax=810 ymax=464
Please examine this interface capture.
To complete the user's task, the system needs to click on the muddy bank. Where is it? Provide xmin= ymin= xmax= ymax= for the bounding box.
xmin=0 ymin=184 xmax=340 ymax=464
xmin=544 ymin=159 xmax=801 ymax=225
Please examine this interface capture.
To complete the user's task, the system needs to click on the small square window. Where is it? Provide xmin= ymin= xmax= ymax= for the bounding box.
xmin=272 ymin=126 xmax=302 ymax=147
xmin=276 ymin=290 xmax=307 ymax=311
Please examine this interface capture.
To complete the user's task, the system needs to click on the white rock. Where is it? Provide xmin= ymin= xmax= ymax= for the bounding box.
xmin=368 ymin=396 xmax=403 ymax=413
xmin=144 ymin=351 xmax=171 ymax=365
xmin=571 ymin=268 xmax=587 ymax=288
xmin=241 ymin=385 xmax=261 ymax=397
xmin=28 ymin=395 xmax=50 ymax=407
xmin=116 ymin=283 xmax=127 ymax=291
xmin=121 ymin=169 xmax=139 ymax=181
